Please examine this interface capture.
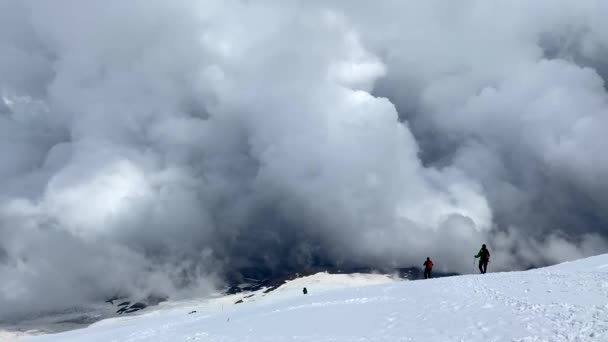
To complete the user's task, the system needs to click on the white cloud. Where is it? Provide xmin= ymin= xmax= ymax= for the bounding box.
xmin=1 ymin=0 xmax=608 ymax=320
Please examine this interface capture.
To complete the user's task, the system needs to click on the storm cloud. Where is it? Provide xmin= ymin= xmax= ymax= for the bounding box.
xmin=1 ymin=0 xmax=608 ymax=319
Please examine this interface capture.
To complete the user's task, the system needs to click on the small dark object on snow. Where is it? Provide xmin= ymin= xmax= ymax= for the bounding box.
xmin=244 ymin=294 xmax=254 ymax=298
xmin=116 ymin=307 xmax=128 ymax=314
xmin=188 ymin=310 xmax=197 ymax=314
xmin=125 ymin=309 xmax=140 ymax=313
xmin=118 ymin=301 xmax=130 ymax=307
xmin=303 ymin=287 xmax=308 ymax=294
xmin=234 ymin=299 xmax=243 ymax=304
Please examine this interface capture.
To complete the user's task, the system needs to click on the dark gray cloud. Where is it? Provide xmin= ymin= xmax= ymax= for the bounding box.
xmin=1 ymin=0 xmax=607 ymax=320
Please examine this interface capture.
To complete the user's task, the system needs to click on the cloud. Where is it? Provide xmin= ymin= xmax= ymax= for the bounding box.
xmin=1 ymin=0 xmax=607 ymax=319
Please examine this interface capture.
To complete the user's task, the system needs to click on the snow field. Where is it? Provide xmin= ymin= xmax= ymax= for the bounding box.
xmin=20 ymin=256 xmax=608 ymax=341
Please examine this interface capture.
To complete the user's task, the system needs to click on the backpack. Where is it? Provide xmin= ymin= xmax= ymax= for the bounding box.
xmin=482 ymin=249 xmax=490 ymax=260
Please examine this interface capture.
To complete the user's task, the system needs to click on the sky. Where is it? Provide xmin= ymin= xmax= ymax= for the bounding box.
xmin=1 ymin=0 xmax=608 ymax=320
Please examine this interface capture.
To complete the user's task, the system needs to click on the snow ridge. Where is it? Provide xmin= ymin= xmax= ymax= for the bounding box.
xmin=15 ymin=255 xmax=608 ymax=341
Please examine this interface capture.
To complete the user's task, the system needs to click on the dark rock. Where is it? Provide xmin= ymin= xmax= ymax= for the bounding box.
xmin=188 ymin=310 xmax=197 ymax=314
xmin=129 ymin=302 xmax=147 ymax=310
xmin=303 ymin=287 xmax=307 ymax=294
xmin=226 ymin=286 xmax=242 ymax=294
xmin=105 ymin=295 xmax=121 ymax=305
xmin=117 ymin=301 xmax=130 ymax=307
xmin=234 ymin=299 xmax=243 ymax=304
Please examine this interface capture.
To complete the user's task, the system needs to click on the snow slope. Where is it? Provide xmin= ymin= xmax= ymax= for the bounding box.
xmin=19 ymin=256 xmax=608 ymax=341
xmin=0 ymin=331 xmax=41 ymax=342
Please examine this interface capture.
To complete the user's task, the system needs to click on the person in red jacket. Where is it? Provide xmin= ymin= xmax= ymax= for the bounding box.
xmin=423 ymin=257 xmax=433 ymax=279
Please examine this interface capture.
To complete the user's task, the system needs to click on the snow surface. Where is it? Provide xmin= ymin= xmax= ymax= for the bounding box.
xmin=13 ymin=256 xmax=608 ymax=341
xmin=0 ymin=331 xmax=41 ymax=342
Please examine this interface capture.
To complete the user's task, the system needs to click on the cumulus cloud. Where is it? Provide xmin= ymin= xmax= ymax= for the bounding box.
xmin=1 ymin=0 xmax=607 ymax=319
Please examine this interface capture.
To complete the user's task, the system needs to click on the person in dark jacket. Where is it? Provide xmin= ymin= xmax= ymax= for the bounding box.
xmin=423 ymin=257 xmax=434 ymax=279
xmin=474 ymin=244 xmax=490 ymax=274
